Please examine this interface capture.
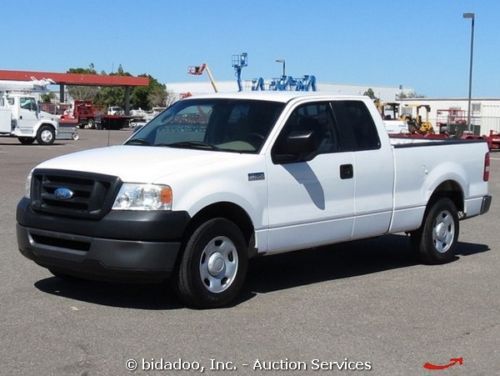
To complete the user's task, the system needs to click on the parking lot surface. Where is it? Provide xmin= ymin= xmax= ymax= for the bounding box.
xmin=1 ymin=131 xmax=499 ymax=375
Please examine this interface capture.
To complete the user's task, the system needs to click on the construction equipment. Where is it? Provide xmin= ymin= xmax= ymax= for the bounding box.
xmin=377 ymin=101 xmax=401 ymax=120
xmin=232 ymin=53 xmax=248 ymax=92
xmin=188 ymin=64 xmax=218 ymax=92
xmin=402 ymin=104 xmax=434 ymax=134
xmin=248 ymin=53 xmax=316 ymax=92
xmin=59 ymin=100 xmax=134 ymax=130
xmin=253 ymin=74 xmax=317 ymax=91
xmin=436 ymin=108 xmax=467 ymax=135
xmin=375 ymin=101 xmax=408 ymax=134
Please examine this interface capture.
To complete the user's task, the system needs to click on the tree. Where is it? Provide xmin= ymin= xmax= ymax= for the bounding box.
xmin=397 ymin=91 xmax=426 ymax=99
xmin=67 ymin=64 xmax=96 ymax=75
xmin=363 ymin=88 xmax=377 ymax=100
xmin=67 ymin=86 xmax=99 ymax=101
xmin=66 ymin=64 xmax=99 ymax=101
xmin=131 ymin=74 xmax=168 ymax=110
xmin=40 ymin=92 xmax=55 ymax=103
xmin=94 ymin=86 xmax=124 ymax=108
xmin=165 ymin=88 xmax=177 ymax=107
xmin=148 ymin=85 xmax=167 ymax=107
xmin=65 ymin=64 xmax=168 ymax=110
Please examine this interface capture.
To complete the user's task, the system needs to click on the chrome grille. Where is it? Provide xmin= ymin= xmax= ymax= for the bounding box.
xmin=31 ymin=169 xmax=120 ymax=219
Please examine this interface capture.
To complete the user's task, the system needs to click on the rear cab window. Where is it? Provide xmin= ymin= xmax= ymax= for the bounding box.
xmin=330 ymin=100 xmax=381 ymax=151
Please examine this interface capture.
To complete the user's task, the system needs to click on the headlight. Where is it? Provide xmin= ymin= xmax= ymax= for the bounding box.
xmin=112 ymin=183 xmax=172 ymax=210
xmin=24 ymin=170 xmax=33 ymax=198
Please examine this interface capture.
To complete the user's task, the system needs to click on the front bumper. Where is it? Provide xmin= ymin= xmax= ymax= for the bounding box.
xmin=16 ymin=198 xmax=190 ymax=282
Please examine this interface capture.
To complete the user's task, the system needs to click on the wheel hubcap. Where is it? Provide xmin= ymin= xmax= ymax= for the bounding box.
xmin=432 ymin=210 xmax=455 ymax=253
xmin=41 ymin=130 xmax=53 ymax=142
xmin=207 ymin=253 xmax=225 ymax=276
xmin=199 ymin=236 xmax=238 ymax=294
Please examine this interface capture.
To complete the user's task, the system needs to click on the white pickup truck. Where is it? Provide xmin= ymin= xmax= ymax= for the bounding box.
xmin=17 ymin=93 xmax=491 ymax=308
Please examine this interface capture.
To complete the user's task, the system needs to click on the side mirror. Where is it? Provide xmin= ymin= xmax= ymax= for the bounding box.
xmin=272 ymin=130 xmax=317 ymax=164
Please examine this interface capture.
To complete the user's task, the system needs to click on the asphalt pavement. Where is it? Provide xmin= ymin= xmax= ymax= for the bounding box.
xmin=1 ymin=130 xmax=499 ymax=376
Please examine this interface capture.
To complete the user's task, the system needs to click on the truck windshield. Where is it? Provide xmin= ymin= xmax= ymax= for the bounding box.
xmin=126 ymin=99 xmax=285 ymax=153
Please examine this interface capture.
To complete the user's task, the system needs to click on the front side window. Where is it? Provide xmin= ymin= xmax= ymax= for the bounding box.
xmin=273 ymin=102 xmax=338 ymax=156
xmin=20 ymin=97 xmax=37 ymax=112
xmin=127 ymin=99 xmax=285 ymax=153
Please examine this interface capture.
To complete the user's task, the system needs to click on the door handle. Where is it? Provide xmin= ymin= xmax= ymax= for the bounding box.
xmin=340 ymin=164 xmax=353 ymax=179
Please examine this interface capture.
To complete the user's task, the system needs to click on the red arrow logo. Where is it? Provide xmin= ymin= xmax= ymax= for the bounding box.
xmin=423 ymin=357 xmax=463 ymax=370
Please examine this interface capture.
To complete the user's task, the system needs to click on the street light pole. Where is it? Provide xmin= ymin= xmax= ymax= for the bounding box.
xmin=275 ymin=59 xmax=286 ymax=77
xmin=463 ymin=12 xmax=475 ymax=132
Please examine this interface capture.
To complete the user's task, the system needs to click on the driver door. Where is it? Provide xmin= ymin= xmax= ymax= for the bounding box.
xmin=265 ymin=101 xmax=355 ymax=253
xmin=18 ymin=97 xmax=39 ymax=130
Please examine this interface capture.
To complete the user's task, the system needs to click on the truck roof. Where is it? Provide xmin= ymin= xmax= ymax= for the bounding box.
xmin=184 ymin=91 xmax=369 ymax=103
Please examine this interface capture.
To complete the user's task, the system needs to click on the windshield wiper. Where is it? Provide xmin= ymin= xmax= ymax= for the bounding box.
xmin=125 ymin=138 xmax=151 ymax=146
xmin=157 ymin=141 xmax=220 ymax=151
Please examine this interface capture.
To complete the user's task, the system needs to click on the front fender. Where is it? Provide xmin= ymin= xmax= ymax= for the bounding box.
xmin=34 ymin=120 xmax=58 ymax=135
xmin=173 ymin=177 xmax=265 ymax=230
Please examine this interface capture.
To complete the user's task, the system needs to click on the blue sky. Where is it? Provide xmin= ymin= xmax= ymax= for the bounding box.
xmin=1 ymin=0 xmax=498 ymax=97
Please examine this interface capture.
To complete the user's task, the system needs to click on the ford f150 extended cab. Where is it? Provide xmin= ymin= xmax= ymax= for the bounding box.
xmin=17 ymin=93 xmax=492 ymax=308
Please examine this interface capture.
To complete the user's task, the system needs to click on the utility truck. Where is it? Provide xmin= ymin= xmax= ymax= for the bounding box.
xmin=17 ymin=93 xmax=491 ymax=308
xmin=0 ymin=92 xmax=59 ymax=144
xmin=0 ymin=79 xmax=62 ymax=145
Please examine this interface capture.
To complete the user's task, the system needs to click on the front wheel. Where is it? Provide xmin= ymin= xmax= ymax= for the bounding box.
xmin=411 ymin=198 xmax=459 ymax=264
xmin=175 ymin=218 xmax=248 ymax=308
xmin=36 ymin=125 xmax=55 ymax=145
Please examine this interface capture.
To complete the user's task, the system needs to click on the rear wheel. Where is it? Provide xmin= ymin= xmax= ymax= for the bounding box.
xmin=411 ymin=198 xmax=459 ymax=264
xmin=18 ymin=137 xmax=35 ymax=145
xmin=175 ymin=218 xmax=248 ymax=308
xmin=36 ymin=125 xmax=55 ymax=145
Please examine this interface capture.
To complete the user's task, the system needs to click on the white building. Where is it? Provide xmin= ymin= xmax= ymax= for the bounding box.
xmin=165 ymin=80 xmax=409 ymax=102
xmin=400 ymin=98 xmax=500 ymax=134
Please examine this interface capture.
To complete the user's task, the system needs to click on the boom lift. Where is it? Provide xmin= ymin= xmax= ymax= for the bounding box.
xmin=188 ymin=64 xmax=218 ymax=93
xmin=232 ymin=53 xmax=248 ymax=92
xmin=436 ymin=108 xmax=467 ymax=135
xmin=253 ymin=74 xmax=317 ymax=91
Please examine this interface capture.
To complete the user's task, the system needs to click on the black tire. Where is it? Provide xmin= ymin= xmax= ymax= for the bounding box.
xmin=411 ymin=198 xmax=459 ymax=264
xmin=18 ymin=137 xmax=35 ymax=145
xmin=175 ymin=218 xmax=248 ymax=308
xmin=36 ymin=125 xmax=55 ymax=145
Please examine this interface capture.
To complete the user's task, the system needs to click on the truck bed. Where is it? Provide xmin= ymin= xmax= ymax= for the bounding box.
xmin=389 ymin=137 xmax=489 ymax=233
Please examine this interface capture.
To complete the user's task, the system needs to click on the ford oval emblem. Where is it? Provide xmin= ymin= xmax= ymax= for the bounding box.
xmin=54 ymin=187 xmax=74 ymax=200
